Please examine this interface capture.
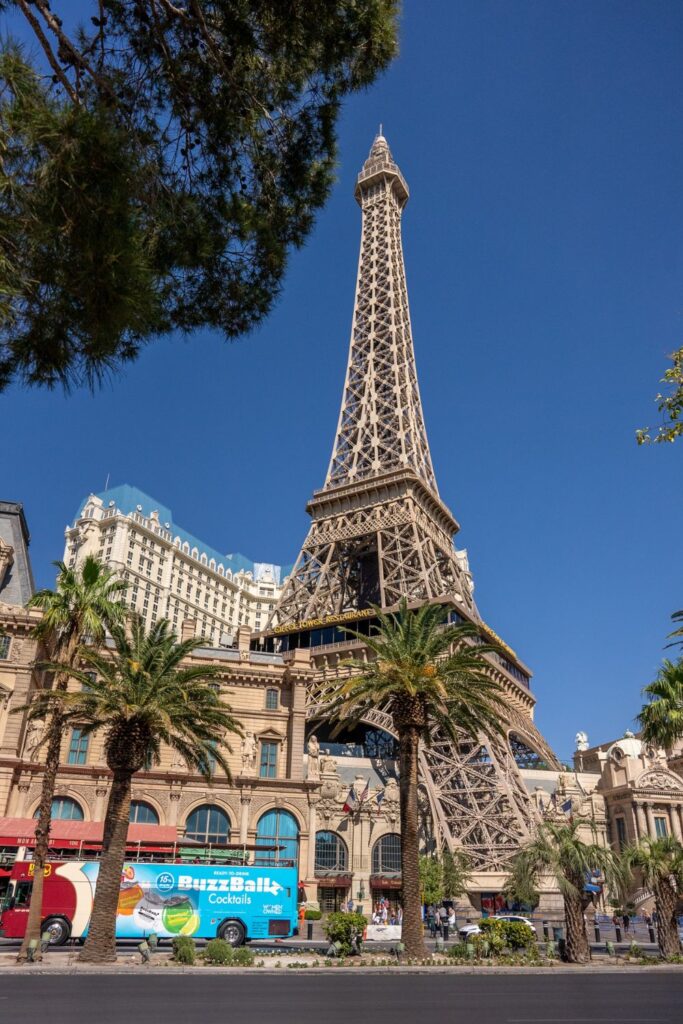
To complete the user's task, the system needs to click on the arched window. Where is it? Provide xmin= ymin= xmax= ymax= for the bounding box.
xmin=185 ymin=805 xmax=230 ymax=844
xmin=256 ymin=809 xmax=299 ymax=865
xmin=315 ymin=831 xmax=348 ymax=872
xmin=129 ymin=801 xmax=159 ymax=825
xmin=372 ymin=833 xmax=401 ymax=873
xmin=36 ymin=797 xmax=84 ymax=821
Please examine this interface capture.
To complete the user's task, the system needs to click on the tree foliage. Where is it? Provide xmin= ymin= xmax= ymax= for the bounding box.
xmin=637 ymin=658 xmax=683 ymax=750
xmin=622 ymin=836 xmax=683 ymax=958
xmin=0 ymin=1 xmax=398 ymax=391
xmin=637 ymin=346 xmax=683 ymax=445
xmin=14 ymin=556 xmax=128 ymax=963
xmin=509 ymin=819 xmax=624 ymax=964
xmin=317 ymin=598 xmax=507 ymax=958
xmin=441 ymin=848 xmax=470 ymax=900
xmin=419 ymin=855 xmax=444 ymax=906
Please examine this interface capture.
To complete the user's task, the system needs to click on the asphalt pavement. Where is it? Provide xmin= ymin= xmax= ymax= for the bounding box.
xmin=2 ymin=973 xmax=681 ymax=1024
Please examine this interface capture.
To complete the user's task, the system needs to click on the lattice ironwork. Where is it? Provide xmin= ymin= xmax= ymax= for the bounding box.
xmin=274 ymin=133 xmax=560 ymax=874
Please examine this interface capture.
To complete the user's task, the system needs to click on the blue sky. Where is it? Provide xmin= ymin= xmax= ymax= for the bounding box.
xmin=3 ymin=1 xmax=682 ymax=760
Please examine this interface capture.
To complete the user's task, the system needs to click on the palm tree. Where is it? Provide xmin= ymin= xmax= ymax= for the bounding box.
xmin=637 ymin=659 xmax=683 ymax=750
xmin=54 ymin=614 xmax=242 ymax=963
xmin=623 ymin=836 xmax=683 ymax=958
xmin=16 ymin=557 xmax=127 ymax=962
xmin=316 ymin=598 xmax=507 ymax=958
xmin=509 ymin=819 xmax=624 ymax=963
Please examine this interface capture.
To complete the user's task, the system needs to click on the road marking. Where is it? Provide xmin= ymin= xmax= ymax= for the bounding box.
xmin=508 ymin=1020 xmax=669 ymax=1023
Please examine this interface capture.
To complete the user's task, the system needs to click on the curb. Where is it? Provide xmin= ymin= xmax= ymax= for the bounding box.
xmin=2 ymin=965 xmax=683 ymax=977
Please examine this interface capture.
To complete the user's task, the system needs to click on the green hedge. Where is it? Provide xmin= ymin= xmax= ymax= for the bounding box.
xmin=172 ymin=936 xmax=196 ymax=965
xmin=304 ymin=909 xmax=322 ymax=921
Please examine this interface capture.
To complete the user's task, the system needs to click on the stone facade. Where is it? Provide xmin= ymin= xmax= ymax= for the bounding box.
xmin=63 ymin=485 xmax=284 ymax=645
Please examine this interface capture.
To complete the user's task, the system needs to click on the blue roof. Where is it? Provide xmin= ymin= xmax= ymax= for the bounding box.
xmin=74 ymin=484 xmax=283 ymax=583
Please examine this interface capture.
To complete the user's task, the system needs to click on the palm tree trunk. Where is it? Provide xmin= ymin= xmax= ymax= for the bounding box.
xmin=398 ymin=725 xmax=428 ymax=958
xmin=653 ymin=879 xmax=681 ymax=958
xmin=16 ymin=709 xmax=63 ymax=962
xmin=563 ymin=892 xmax=589 ymax=963
xmin=79 ymin=769 xmax=132 ymax=963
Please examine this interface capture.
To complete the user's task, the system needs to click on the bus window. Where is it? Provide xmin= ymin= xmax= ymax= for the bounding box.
xmin=14 ymin=881 xmax=32 ymax=907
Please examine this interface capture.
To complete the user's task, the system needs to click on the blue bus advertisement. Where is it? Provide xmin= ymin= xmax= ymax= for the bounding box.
xmin=7 ymin=860 xmax=298 ymax=946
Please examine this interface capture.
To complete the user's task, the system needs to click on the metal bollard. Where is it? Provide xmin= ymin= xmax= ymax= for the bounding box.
xmin=542 ymin=920 xmax=549 ymax=940
xmin=307 ymin=921 xmax=314 ymax=940
xmin=615 ymin=925 xmax=622 ymax=943
xmin=594 ymin=923 xmax=601 ymax=942
xmin=648 ymin=925 xmax=656 ymax=944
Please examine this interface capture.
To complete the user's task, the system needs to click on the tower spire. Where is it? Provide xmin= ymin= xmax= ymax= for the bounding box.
xmin=325 ymin=133 xmax=436 ymax=493
xmin=274 ymin=134 xmax=475 ymax=624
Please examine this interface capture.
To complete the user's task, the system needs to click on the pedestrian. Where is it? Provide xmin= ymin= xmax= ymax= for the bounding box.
xmin=644 ymin=912 xmax=652 ymax=928
xmin=622 ymin=913 xmax=630 ymax=933
xmin=298 ymin=904 xmax=306 ymax=934
xmin=448 ymin=906 xmax=456 ymax=933
xmin=652 ymin=909 xmax=659 ymax=927
xmin=346 ymin=897 xmax=354 ymax=914
xmin=381 ymin=903 xmax=388 ymax=924
xmin=398 ymin=906 xmax=403 ymax=925
xmin=439 ymin=903 xmax=449 ymax=942
xmin=427 ymin=905 xmax=436 ymax=937
xmin=611 ymin=913 xmax=619 ymax=929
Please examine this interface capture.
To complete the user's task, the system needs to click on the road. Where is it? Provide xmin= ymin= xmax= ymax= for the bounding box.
xmin=2 ymin=974 xmax=681 ymax=1024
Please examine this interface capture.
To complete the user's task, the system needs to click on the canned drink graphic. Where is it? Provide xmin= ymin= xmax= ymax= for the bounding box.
xmin=133 ymin=889 xmax=166 ymax=931
xmin=162 ymin=895 xmax=198 ymax=935
xmin=117 ymin=883 xmax=144 ymax=916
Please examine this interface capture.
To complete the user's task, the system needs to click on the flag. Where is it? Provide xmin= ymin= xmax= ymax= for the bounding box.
xmin=359 ymin=778 xmax=370 ymax=803
xmin=561 ymin=798 xmax=572 ymax=815
xmin=374 ymin=789 xmax=385 ymax=814
xmin=343 ymin=785 xmax=358 ymax=814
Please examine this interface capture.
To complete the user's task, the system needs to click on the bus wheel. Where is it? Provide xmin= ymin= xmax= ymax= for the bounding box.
xmin=42 ymin=917 xmax=71 ymax=946
xmin=218 ymin=920 xmax=245 ymax=947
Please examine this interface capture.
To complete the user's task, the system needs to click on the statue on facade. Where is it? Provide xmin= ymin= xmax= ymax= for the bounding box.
xmin=320 ymin=753 xmax=338 ymax=777
xmin=241 ymin=731 xmax=256 ymax=775
xmin=383 ymin=777 xmax=399 ymax=804
xmin=307 ymin=735 xmax=320 ymax=779
xmin=24 ymin=719 xmax=44 ymax=762
xmin=575 ymin=731 xmax=589 ymax=752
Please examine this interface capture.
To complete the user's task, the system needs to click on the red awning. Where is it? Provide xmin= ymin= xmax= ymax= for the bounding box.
xmin=0 ymin=817 xmax=178 ymax=848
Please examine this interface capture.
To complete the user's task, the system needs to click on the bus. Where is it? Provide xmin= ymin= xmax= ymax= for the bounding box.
xmin=0 ymin=859 xmax=298 ymax=947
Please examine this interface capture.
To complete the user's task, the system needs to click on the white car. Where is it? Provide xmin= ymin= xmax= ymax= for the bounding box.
xmin=459 ymin=914 xmax=537 ymax=939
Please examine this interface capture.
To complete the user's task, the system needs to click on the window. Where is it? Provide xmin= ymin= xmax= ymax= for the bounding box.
xmin=82 ymin=671 xmax=96 ymax=691
xmin=67 ymin=729 xmax=89 ymax=765
xmin=615 ymin=817 xmax=627 ymax=849
xmin=259 ymin=740 xmax=278 ymax=778
xmin=44 ymin=797 xmax=84 ymax=821
xmin=256 ymin=809 xmax=299 ymax=865
xmin=0 ymin=635 xmax=10 ymax=660
xmin=185 ymin=805 xmax=230 ymax=844
xmin=315 ymin=831 xmax=348 ymax=872
xmin=129 ymin=801 xmax=159 ymax=825
xmin=372 ymin=833 xmax=401 ymax=874
xmin=655 ymin=816 xmax=668 ymax=838
xmin=265 ymin=688 xmax=279 ymax=711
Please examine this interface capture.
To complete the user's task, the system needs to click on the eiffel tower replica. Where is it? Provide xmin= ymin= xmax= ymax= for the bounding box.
xmin=270 ymin=132 xmax=559 ymax=877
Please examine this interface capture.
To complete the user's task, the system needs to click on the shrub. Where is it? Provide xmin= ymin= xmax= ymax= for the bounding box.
xmin=501 ymin=921 xmax=535 ymax=950
xmin=204 ymin=939 xmax=234 ymax=965
xmin=323 ymin=911 xmax=367 ymax=955
xmin=233 ymin=946 xmax=255 ymax=966
xmin=446 ymin=942 xmax=470 ymax=961
xmin=172 ymin=936 xmax=196 ymax=965
xmin=305 ymin=909 xmax=322 ymax=920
